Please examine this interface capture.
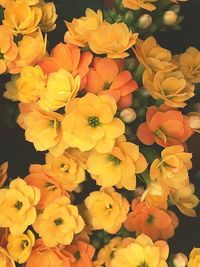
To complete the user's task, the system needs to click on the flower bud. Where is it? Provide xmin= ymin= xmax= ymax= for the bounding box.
xmin=173 ymin=253 xmax=188 ymax=267
xmin=134 ymin=186 xmax=145 ymax=197
xmin=163 ymin=11 xmax=177 ymax=25
xmin=124 ymin=11 xmax=134 ymax=26
xmin=187 ymin=112 xmax=200 ymax=133
xmin=138 ymin=14 xmax=152 ymax=29
xmin=120 ymin=108 xmax=136 ymax=123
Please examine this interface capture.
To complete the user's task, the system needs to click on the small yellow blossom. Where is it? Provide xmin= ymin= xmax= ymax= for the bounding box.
xmin=44 ymin=149 xmax=86 ymax=191
xmin=38 ymin=69 xmax=80 ymax=111
xmin=0 ymin=247 xmax=15 ymax=267
xmin=64 ymin=8 xmax=103 ymax=47
xmin=88 ymin=22 xmax=138 ymax=59
xmin=62 ymin=93 xmax=125 ymax=153
xmin=122 ymin=0 xmax=158 ymax=11
xmin=7 ymin=230 xmax=35 ymax=264
xmin=188 ymin=248 xmax=200 ymax=267
xmin=87 ymin=136 xmax=147 ymax=190
xmin=3 ymin=75 xmax=19 ymax=102
xmin=0 ymin=0 xmax=39 ymax=7
xmin=3 ymin=1 xmax=42 ymax=35
xmin=133 ymin=37 xmax=177 ymax=72
xmin=170 ymin=183 xmax=199 ymax=217
xmin=111 ymin=234 xmax=169 ymax=267
xmin=150 ymin=145 xmax=192 ymax=192
xmin=0 ymin=178 xmax=40 ymax=235
xmin=33 ymin=196 xmax=85 ymax=247
xmin=39 ymin=0 xmax=57 ymax=32
xmin=143 ymin=69 xmax=195 ymax=108
xmin=84 ymin=187 xmax=129 ymax=234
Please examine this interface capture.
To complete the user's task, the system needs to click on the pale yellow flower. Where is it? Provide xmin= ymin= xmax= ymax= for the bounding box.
xmin=39 ymin=0 xmax=57 ymax=32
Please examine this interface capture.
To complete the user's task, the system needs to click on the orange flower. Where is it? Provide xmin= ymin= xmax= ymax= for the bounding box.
xmin=26 ymin=239 xmax=72 ymax=267
xmin=0 ymin=25 xmax=18 ymax=74
xmin=64 ymin=241 xmax=95 ymax=267
xmin=25 ymin=164 xmax=68 ymax=210
xmin=0 ymin=162 xmax=8 ymax=188
xmin=39 ymin=43 xmax=92 ymax=88
xmin=137 ymin=105 xmax=193 ymax=147
xmin=124 ymin=198 xmax=179 ymax=241
xmin=85 ymin=57 xmax=138 ymax=109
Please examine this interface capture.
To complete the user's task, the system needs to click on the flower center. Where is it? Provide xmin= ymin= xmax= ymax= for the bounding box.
xmin=103 ymin=81 xmax=112 ymax=90
xmin=54 ymin=218 xmax=64 ymax=226
xmin=0 ymin=53 xmax=4 ymax=59
xmin=146 ymin=214 xmax=154 ymax=224
xmin=88 ymin=116 xmax=100 ymax=128
xmin=107 ymin=155 xmax=121 ymax=165
xmin=49 ymin=120 xmax=61 ymax=130
xmin=74 ymin=251 xmax=81 ymax=260
xmin=21 ymin=240 xmax=29 ymax=250
xmin=15 ymin=201 xmax=23 ymax=210
xmin=140 ymin=262 xmax=148 ymax=267
xmin=60 ymin=163 xmax=69 ymax=173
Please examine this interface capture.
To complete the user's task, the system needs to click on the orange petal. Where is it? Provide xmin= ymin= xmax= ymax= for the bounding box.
xmin=85 ymin=70 xmax=104 ymax=93
xmin=78 ymin=51 xmax=93 ymax=78
xmin=117 ymin=94 xmax=133 ymax=109
xmin=137 ymin=122 xmax=155 ymax=145
xmin=39 ymin=57 xmax=60 ymax=75
xmin=96 ymin=57 xmax=118 ymax=83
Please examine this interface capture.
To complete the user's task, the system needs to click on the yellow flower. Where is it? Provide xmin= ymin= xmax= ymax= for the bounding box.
xmin=16 ymin=65 xmax=46 ymax=103
xmin=111 ymin=234 xmax=169 ymax=267
xmin=150 ymin=145 xmax=192 ymax=192
xmin=0 ymin=178 xmax=40 ymax=235
xmin=170 ymin=183 xmax=199 ymax=217
xmin=33 ymin=196 xmax=85 ymax=247
xmin=62 ymin=93 xmax=125 ymax=153
xmin=188 ymin=248 xmax=200 ymax=267
xmin=87 ymin=136 xmax=147 ymax=190
xmin=143 ymin=69 xmax=195 ymax=108
xmin=122 ymin=0 xmax=158 ymax=11
xmin=64 ymin=8 xmax=103 ymax=47
xmin=38 ymin=69 xmax=80 ymax=111
xmin=141 ymin=181 xmax=168 ymax=210
xmin=88 ymin=22 xmax=138 ymax=58
xmin=84 ymin=187 xmax=129 ymax=234
xmin=7 ymin=230 xmax=35 ymax=264
xmin=7 ymin=30 xmax=46 ymax=74
xmin=175 ymin=47 xmax=200 ymax=83
xmin=39 ymin=0 xmax=57 ymax=32
xmin=0 ymin=247 xmax=15 ymax=267
xmin=95 ymin=237 xmax=123 ymax=267
xmin=3 ymin=1 xmax=42 ymax=35
xmin=21 ymin=105 xmax=66 ymax=154
xmin=44 ymin=149 xmax=86 ymax=191
xmin=3 ymin=75 xmax=19 ymax=102
xmin=0 ymin=0 xmax=39 ymax=7
xmin=133 ymin=37 xmax=177 ymax=72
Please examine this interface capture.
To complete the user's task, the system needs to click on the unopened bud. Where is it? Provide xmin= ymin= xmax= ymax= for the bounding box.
xmin=120 ymin=108 xmax=136 ymax=123
xmin=173 ymin=253 xmax=188 ymax=267
xmin=124 ymin=11 xmax=134 ymax=26
xmin=138 ymin=14 xmax=152 ymax=29
xmin=187 ymin=112 xmax=200 ymax=133
xmin=163 ymin=10 xmax=177 ymax=25
xmin=169 ymin=4 xmax=180 ymax=14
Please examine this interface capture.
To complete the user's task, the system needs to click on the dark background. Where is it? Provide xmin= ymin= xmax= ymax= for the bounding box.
xmin=0 ymin=0 xmax=200 ymax=255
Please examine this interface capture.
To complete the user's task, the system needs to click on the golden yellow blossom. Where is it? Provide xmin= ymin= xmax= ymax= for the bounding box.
xmin=0 ymin=178 xmax=40 ymax=235
xmin=110 ymin=234 xmax=169 ymax=267
xmin=3 ymin=75 xmax=19 ymax=101
xmin=0 ymin=0 xmax=39 ymax=7
xmin=44 ymin=149 xmax=86 ymax=191
xmin=122 ymin=0 xmax=158 ymax=11
xmin=33 ymin=196 xmax=85 ymax=247
xmin=87 ymin=136 xmax=147 ymax=190
xmin=175 ymin=47 xmax=200 ymax=83
xmin=94 ymin=237 xmax=123 ymax=267
xmin=150 ymin=145 xmax=192 ymax=192
xmin=143 ymin=69 xmax=195 ymax=108
xmin=38 ymin=69 xmax=80 ymax=111
xmin=7 ymin=31 xmax=46 ymax=74
xmin=188 ymin=248 xmax=200 ymax=267
xmin=39 ymin=0 xmax=57 ymax=32
xmin=133 ymin=37 xmax=177 ymax=72
xmin=16 ymin=65 xmax=46 ymax=103
xmin=62 ymin=93 xmax=125 ymax=153
xmin=0 ymin=247 xmax=15 ymax=267
xmin=7 ymin=230 xmax=35 ymax=264
xmin=3 ymin=1 xmax=42 ymax=35
xmin=88 ymin=22 xmax=138 ymax=58
xmin=170 ymin=183 xmax=199 ymax=217
xmin=84 ymin=187 xmax=129 ymax=233
xmin=64 ymin=8 xmax=103 ymax=47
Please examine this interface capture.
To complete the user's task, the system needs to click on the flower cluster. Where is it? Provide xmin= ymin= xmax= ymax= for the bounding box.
xmin=0 ymin=0 xmax=200 ymax=266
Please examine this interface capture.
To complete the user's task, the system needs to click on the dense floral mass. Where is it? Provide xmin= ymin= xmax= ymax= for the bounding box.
xmin=0 ymin=0 xmax=199 ymax=266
